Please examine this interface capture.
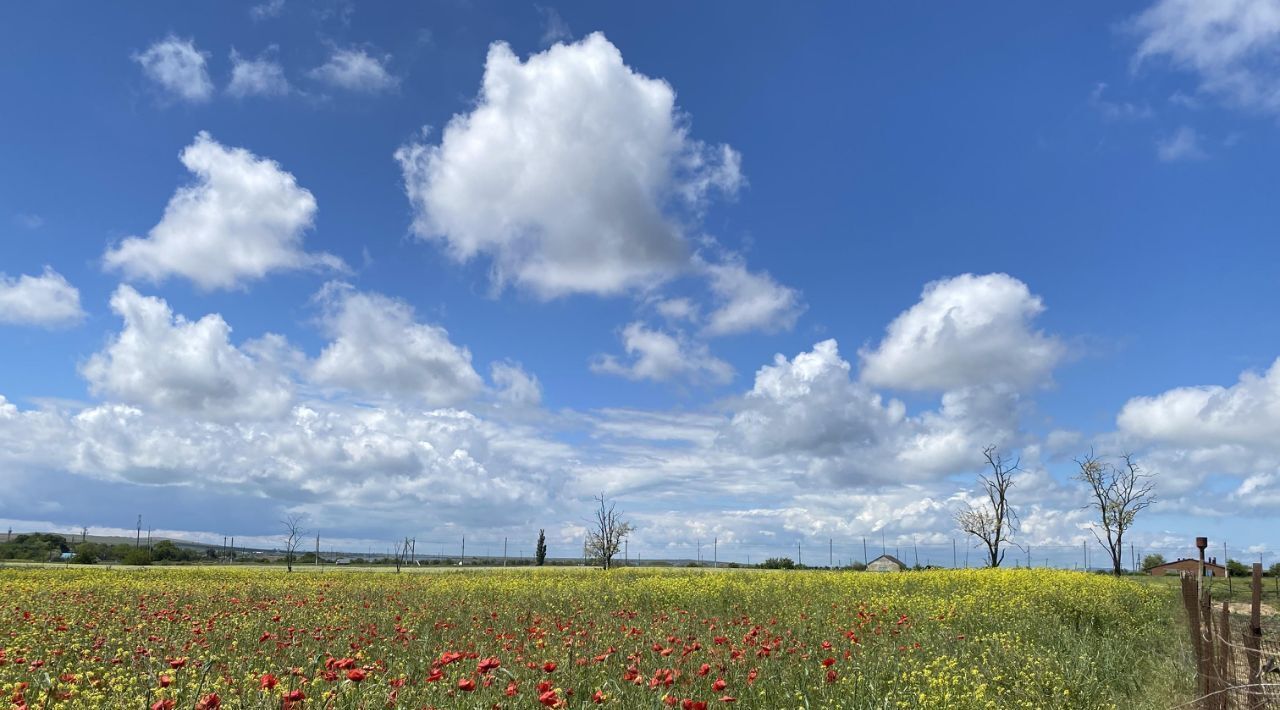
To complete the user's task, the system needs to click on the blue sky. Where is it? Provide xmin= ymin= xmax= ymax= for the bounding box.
xmin=1 ymin=1 xmax=1279 ymax=565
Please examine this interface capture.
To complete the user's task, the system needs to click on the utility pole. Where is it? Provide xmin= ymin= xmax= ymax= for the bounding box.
xmin=913 ymin=543 xmax=919 ymax=568
xmin=624 ymin=539 xmax=628 ymax=566
xmin=146 ymin=527 xmax=151 ymax=550
xmin=797 ymin=540 xmax=802 ymax=566
xmin=829 ymin=538 xmax=833 ymax=569
xmin=460 ymin=537 xmax=465 ymax=566
xmin=952 ymin=538 xmax=957 ymax=569
xmin=1225 ymin=541 xmax=1232 ymax=596
xmin=315 ymin=533 xmax=320 ymax=568
xmin=697 ymin=539 xmax=702 ymax=564
xmin=713 ymin=538 xmax=718 ymax=568
xmin=503 ymin=537 xmax=508 ymax=568
xmin=1027 ymin=544 xmax=1031 ymax=569
xmin=881 ymin=531 xmax=886 ymax=556
xmin=136 ymin=515 xmax=142 ymax=548
xmin=229 ymin=537 xmax=234 ymax=563
xmin=862 ymin=537 xmax=868 ymax=565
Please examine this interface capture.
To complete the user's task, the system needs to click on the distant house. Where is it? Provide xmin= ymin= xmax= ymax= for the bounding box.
xmin=866 ymin=554 xmax=906 ymax=572
xmin=1148 ymin=558 xmax=1227 ymax=577
xmin=334 ymin=558 xmax=352 ymax=565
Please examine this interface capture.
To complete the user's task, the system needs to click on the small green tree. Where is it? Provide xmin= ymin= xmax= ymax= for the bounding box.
xmin=536 ymin=529 xmax=547 ymax=566
xmin=1226 ymin=559 xmax=1251 ymax=577
xmin=122 ymin=548 xmax=152 ymax=566
xmin=1269 ymin=562 xmax=1280 ymax=577
xmin=761 ymin=557 xmax=795 ymax=569
xmin=71 ymin=542 xmax=102 ymax=564
xmin=1141 ymin=553 xmax=1165 ymax=571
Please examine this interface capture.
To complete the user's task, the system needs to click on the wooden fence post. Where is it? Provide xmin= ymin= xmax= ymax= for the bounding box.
xmin=1183 ymin=574 xmax=1208 ymax=702
xmin=1245 ymin=563 xmax=1263 ymax=710
xmin=1219 ymin=600 xmax=1232 ymax=708
xmin=1201 ymin=584 xmax=1220 ymax=707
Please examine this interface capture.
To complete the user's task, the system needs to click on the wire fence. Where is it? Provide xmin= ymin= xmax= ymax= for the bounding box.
xmin=279 ymin=537 xmax=1280 ymax=574
xmin=1179 ymin=563 xmax=1280 ymax=709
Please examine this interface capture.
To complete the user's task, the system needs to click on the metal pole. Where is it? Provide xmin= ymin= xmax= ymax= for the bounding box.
xmin=862 ymin=537 xmax=868 ymax=566
xmin=461 ymin=537 xmax=465 ymax=566
xmin=714 ymin=538 xmax=718 ymax=568
xmin=503 ymin=537 xmax=507 ymax=568
xmin=829 ymin=538 xmax=833 ymax=569
xmin=952 ymin=538 xmax=957 ymax=569
xmin=1225 ymin=541 xmax=1232 ymax=596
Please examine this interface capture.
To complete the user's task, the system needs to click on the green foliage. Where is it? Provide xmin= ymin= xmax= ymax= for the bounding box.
xmin=0 ymin=533 xmax=70 ymax=561
xmin=848 ymin=561 xmax=868 ymax=571
xmin=1141 ymin=553 xmax=1165 ymax=571
xmin=121 ymin=548 xmax=152 ymax=566
xmin=535 ymin=529 xmax=547 ymax=566
xmin=151 ymin=540 xmax=197 ymax=562
xmin=1226 ymin=559 xmax=1251 ymax=577
xmin=1269 ymin=562 xmax=1280 ymax=578
xmin=760 ymin=557 xmax=795 ymax=569
xmin=71 ymin=542 xmax=104 ymax=564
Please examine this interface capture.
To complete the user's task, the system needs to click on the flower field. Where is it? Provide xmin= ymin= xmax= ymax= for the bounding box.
xmin=0 ymin=567 xmax=1187 ymax=709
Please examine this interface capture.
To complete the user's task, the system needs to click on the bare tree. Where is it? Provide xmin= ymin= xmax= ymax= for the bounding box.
xmin=583 ymin=492 xmax=633 ymax=570
xmin=281 ymin=515 xmax=306 ymax=573
xmin=954 ymin=445 xmax=1020 ymax=568
xmin=1074 ymin=450 xmax=1156 ymax=576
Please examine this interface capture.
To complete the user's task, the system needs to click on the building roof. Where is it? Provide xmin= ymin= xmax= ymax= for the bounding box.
xmin=1148 ymin=558 xmax=1225 ymax=572
xmin=868 ymin=554 xmax=906 ymax=567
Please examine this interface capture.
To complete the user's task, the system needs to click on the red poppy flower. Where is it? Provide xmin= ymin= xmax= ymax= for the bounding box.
xmin=194 ymin=693 xmax=220 ymax=710
xmin=539 ymin=689 xmax=561 ymax=707
xmin=543 ymin=661 xmax=557 ymax=673
xmin=259 ymin=673 xmax=278 ymax=690
xmin=712 ymin=679 xmax=727 ymax=691
xmin=458 ymin=678 xmax=476 ymax=692
xmin=346 ymin=668 xmax=366 ymax=683
xmin=592 ymin=690 xmax=607 ymax=703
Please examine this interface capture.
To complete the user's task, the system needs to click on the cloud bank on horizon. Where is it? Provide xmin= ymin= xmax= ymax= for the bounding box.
xmin=2 ymin=1 xmax=1279 ymax=561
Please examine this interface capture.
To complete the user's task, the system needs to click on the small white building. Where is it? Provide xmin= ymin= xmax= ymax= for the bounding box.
xmin=866 ymin=554 xmax=906 ymax=572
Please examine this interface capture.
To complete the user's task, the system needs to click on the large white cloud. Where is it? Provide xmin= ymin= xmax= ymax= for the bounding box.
xmin=859 ymin=273 xmax=1064 ymax=392
xmin=310 ymin=283 xmax=484 ymax=406
xmin=104 ymin=132 xmax=343 ymax=290
xmin=0 ymin=267 xmax=85 ymax=328
xmin=592 ymin=322 xmax=733 ymax=385
xmin=0 ymin=395 xmax=570 ymax=533
xmin=133 ymin=36 xmax=214 ymax=103
xmin=1119 ymin=359 xmax=1280 ymax=447
xmin=81 ymin=286 xmax=295 ymax=421
xmin=1130 ymin=0 xmax=1280 ymax=114
xmin=721 ymin=339 xmax=1023 ymax=485
xmin=395 ymin=32 xmax=742 ymax=298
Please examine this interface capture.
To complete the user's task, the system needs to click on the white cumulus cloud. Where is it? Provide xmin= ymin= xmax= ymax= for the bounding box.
xmin=491 ymin=361 xmax=543 ymax=407
xmin=593 ymin=322 xmax=733 ymax=385
xmin=310 ymin=283 xmax=484 ymax=407
xmin=103 ymin=132 xmax=343 ymax=290
xmin=395 ymin=32 xmax=742 ymax=298
xmin=133 ymin=36 xmax=214 ymax=103
xmin=309 ymin=48 xmax=398 ymax=92
xmin=81 ymin=285 xmax=295 ymax=421
xmin=1130 ymin=0 xmax=1280 ymax=114
xmin=859 ymin=273 xmax=1064 ymax=392
xmin=701 ymin=258 xmax=803 ymax=336
xmin=0 ymin=267 xmax=85 ymax=328
xmin=228 ymin=50 xmax=290 ymax=97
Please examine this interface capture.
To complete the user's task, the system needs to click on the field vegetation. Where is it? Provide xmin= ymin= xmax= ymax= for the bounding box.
xmin=0 ymin=567 xmax=1189 ymax=709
